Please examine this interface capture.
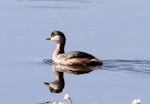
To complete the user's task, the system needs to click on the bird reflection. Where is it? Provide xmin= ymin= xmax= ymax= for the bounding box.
xmin=44 ymin=64 xmax=64 ymax=93
xmin=44 ymin=63 xmax=93 ymax=93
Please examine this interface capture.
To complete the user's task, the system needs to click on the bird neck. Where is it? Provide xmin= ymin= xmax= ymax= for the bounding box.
xmin=52 ymin=43 xmax=65 ymax=59
xmin=53 ymin=65 xmax=64 ymax=81
xmin=55 ymin=71 xmax=64 ymax=81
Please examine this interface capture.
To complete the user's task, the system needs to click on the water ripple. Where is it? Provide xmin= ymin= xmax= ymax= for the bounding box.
xmin=99 ymin=59 xmax=150 ymax=74
xmin=43 ymin=59 xmax=150 ymax=75
xmin=17 ymin=0 xmax=101 ymax=9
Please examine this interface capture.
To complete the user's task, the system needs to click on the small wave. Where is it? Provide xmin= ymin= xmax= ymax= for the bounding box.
xmin=43 ymin=59 xmax=53 ymax=64
xmin=42 ymin=59 xmax=150 ymax=75
xmin=99 ymin=59 xmax=150 ymax=74
xmin=17 ymin=0 xmax=100 ymax=9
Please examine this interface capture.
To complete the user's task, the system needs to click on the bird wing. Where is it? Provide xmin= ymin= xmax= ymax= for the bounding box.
xmin=60 ymin=51 xmax=96 ymax=59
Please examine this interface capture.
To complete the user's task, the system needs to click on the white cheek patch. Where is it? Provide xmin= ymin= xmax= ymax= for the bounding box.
xmin=53 ymin=35 xmax=59 ymax=40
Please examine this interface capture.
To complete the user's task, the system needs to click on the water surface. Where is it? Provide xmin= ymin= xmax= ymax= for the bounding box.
xmin=0 ymin=0 xmax=150 ymax=104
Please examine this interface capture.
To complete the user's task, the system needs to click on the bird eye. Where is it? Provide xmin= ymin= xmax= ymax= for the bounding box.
xmin=51 ymin=33 xmax=55 ymax=37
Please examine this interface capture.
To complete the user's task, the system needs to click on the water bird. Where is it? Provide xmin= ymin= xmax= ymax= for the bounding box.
xmin=45 ymin=31 xmax=103 ymax=66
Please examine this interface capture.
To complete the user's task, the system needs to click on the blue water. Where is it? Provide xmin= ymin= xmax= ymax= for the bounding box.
xmin=0 ymin=0 xmax=150 ymax=104
xmin=42 ymin=59 xmax=150 ymax=104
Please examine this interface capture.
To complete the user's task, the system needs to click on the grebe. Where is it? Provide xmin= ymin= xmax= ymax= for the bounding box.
xmin=45 ymin=31 xmax=103 ymax=66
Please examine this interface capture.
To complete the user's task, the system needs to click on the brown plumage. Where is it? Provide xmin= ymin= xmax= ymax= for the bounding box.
xmin=45 ymin=31 xmax=103 ymax=66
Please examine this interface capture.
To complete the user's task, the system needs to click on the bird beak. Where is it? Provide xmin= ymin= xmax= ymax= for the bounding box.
xmin=45 ymin=36 xmax=51 ymax=40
